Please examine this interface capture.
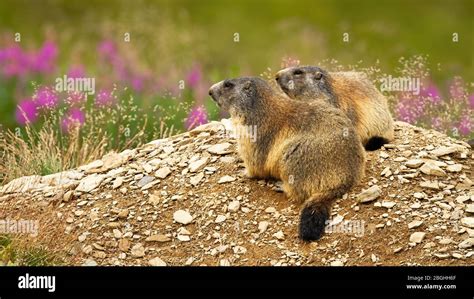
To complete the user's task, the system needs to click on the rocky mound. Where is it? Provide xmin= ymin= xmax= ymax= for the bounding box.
xmin=0 ymin=120 xmax=473 ymax=266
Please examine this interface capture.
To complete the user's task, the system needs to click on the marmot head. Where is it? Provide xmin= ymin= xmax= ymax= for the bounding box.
xmin=209 ymin=77 xmax=271 ymax=119
xmin=275 ymin=66 xmax=334 ymax=101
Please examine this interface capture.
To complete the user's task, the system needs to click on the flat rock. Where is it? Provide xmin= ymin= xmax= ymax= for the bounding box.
xmin=76 ymin=174 xmax=105 ymax=193
xmin=405 ymin=159 xmax=424 ymax=168
xmin=420 ymin=181 xmax=440 ymax=190
xmin=458 ymin=238 xmax=474 ymax=249
xmin=190 ymin=172 xmax=204 ymax=186
xmin=189 ymin=158 xmax=208 ymax=173
xmin=357 ymin=185 xmax=382 ymax=203
xmin=148 ymin=257 xmax=167 ymax=266
xmin=430 ymin=146 xmax=462 ymax=157
xmin=137 ymin=176 xmax=155 ymax=187
xmin=145 ymin=234 xmax=171 ymax=243
xmin=218 ymin=175 xmax=236 ymax=184
xmin=461 ymin=217 xmax=474 ymax=228
xmin=446 ymin=164 xmax=463 ymax=173
xmin=420 ymin=161 xmax=446 ymax=176
xmin=173 ymin=210 xmax=193 ymax=225
xmin=207 ymin=142 xmax=232 ymax=155
xmin=155 ymin=167 xmax=172 ymax=179
xmin=409 ymin=232 xmax=426 ymax=244
xmin=408 ymin=220 xmax=423 ymax=229
xmin=130 ymin=243 xmax=145 ymax=257
xmin=228 ymin=200 xmax=240 ymax=212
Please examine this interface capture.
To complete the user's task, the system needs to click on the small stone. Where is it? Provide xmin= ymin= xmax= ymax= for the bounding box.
xmin=76 ymin=174 xmax=105 ymax=193
xmin=82 ymin=259 xmax=98 ymax=266
xmin=465 ymin=204 xmax=474 ymax=214
xmin=420 ymin=181 xmax=440 ymax=190
xmin=173 ymin=210 xmax=193 ymax=225
xmin=446 ymin=164 xmax=463 ymax=173
xmin=330 ymin=260 xmax=344 ymax=266
xmin=118 ymin=209 xmax=129 ymax=219
xmin=219 ymin=259 xmax=231 ymax=266
xmin=215 ymin=215 xmax=227 ymax=223
xmin=420 ymin=161 xmax=446 ymax=176
xmin=405 ymin=159 xmax=424 ymax=168
xmin=218 ymin=175 xmax=236 ymax=184
xmin=177 ymin=235 xmax=190 ymax=242
xmin=409 ymin=232 xmax=426 ymax=244
xmin=461 ymin=217 xmax=474 ymax=228
xmin=431 ymin=146 xmax=462 ymax=157
xmin=155 ymin=167 xmax=172 ymax=179
xmin=189 ymin=158 xmax=208 ymax=173
xmin=113 ymin=229 xmax=122 ymax=238
xmin=112 ymin=177 xmax=123 ymax=189
xmin=207 ymin=142 xmax=232 ymax=155
xmin=273 ymin=230 xmax=285 ymax=240
xmin=265 ymin=207 xmax=277 ymax=214
xmin=118 ymin=239 xmax=130 ymax=251
xmin=131 ymin=243 xmax=145 ymax=257
xmin=148 ymin=257 xmax=167 ymax=266
xmin=145 ymin=234 xmax=171 ymax=243
xmin=381 ymin=201 xmax=396 ymax=209
xmin=233 ymin=246 xmax=247 ymax=254
xmin=408 ymin=220 xmax=423 ymax=229
xmin=228 ymin=200 xmax=240 ymax=212
xmin=413 ymin=192 xmax=427 ymax=199
xmin=63 ymin=190 xmax=73 ymax=202
xmin=190 ymin=173 xmax=204 ymax=186
xmin=258 ymin=221 xmax=269 ymax=233
xmin=458 ymin=238 xmax=474 ymax=249
xmin=137 ymin=176 xmax=155 ymax=187
xmin=357 ymin=185 xmax=381 ymax=203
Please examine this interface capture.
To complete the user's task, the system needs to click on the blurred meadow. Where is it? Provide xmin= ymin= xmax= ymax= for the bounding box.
xmin=0 ymin=0 xmax=472 ymax=183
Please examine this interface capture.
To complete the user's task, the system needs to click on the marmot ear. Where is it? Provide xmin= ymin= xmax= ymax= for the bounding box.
xmin=243 ymin=80 xmax=253 ymax=91
xmin=314 ymin=72 xmax=323 ymax=80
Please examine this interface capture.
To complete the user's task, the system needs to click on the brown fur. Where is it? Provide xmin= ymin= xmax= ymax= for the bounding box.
xmin=209 ymin=77 xmax=365 ymax=240
xmin=276 ymin=67 xmax=394 ymax=149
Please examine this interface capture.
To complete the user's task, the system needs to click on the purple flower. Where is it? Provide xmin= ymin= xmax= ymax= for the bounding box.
xmin=131 ymin=76 xmax=144 ymax=92
xmin=469 ymin=94 xmax=474 ymax=109
xmin=420 ymin=84 xmax=441 ymax=105
xmin=61 ymin=108 xmax=85 ymax=132
xmin=185 ymin=106 xmax=208 ymax=130
xmin=67 ymin=65 xmax=86 ymax=78
xmin=15 ymin=99 xmax=38 ymax=125
xmin=1 ymin=45 xmax=29 ymax=77
xmin=449 ymin=77 xmax=466 ymax=99
xmin=34 ymin=86 xmax=59 ymax=109
xmin=98 ymin=40 xmax=117 ymax=58
xmin=396 ymin=93 xmax=426 ymax=124
xmin=31 ymin=41 xmax=57 ymax=73
xmin=95 ymin=89 xmax=114 ymax=107
xmin=186 ymin=65 xmax=202 ymax=89
xmin=458 ymin=115 xmax=472 ymax=136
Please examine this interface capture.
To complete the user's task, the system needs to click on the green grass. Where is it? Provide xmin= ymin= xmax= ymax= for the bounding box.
xmin=0 ymin=234 xmax=63 ymax=266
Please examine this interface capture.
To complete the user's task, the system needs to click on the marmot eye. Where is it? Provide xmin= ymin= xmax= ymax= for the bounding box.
xmin=293 ymin=69 xmax=304 ymax=75
xmin=314 ymin=72 xmax=323 ymax=80
xmin=223 ymin=81 xmax=234 ymax=89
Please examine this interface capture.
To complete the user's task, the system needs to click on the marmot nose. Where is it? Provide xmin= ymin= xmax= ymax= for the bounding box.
xmin=275 ymin=74 xmax=281 ymax=82
xmin=208 ymin=89 xmax=213 ymax=97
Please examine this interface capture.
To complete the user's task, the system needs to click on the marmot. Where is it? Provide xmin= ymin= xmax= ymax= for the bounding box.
xmin=275 ymin=66 xmax=394 ymax=150
xmin=209 ymin=77 xmax=365 ymax=241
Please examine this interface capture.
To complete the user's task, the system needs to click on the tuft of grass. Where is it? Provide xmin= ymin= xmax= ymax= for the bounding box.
xmin=0 ymin=90 xmax=190 ymax=185
xmin=0 ymin=234 xmax=63 ymax=266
